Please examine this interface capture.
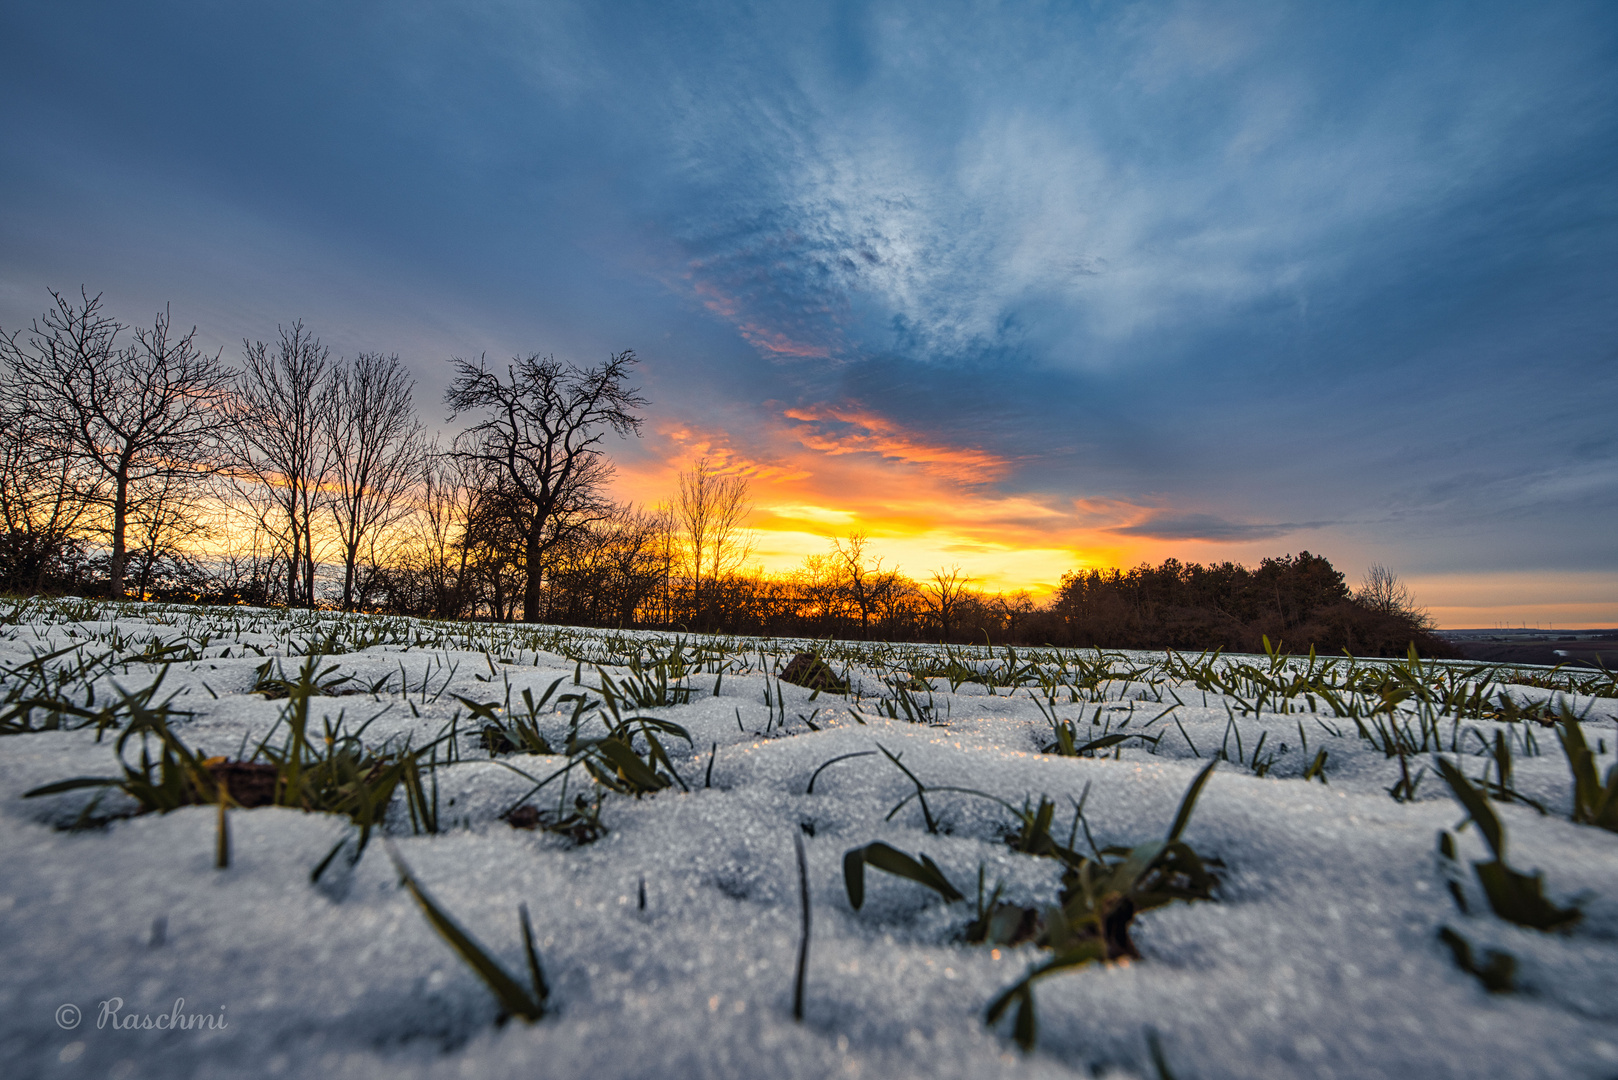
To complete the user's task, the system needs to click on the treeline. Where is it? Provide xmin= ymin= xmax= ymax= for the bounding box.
xmin=0 ymin=289 xmax=1450 ymax=657
xmin=1040 ymin=555 xmax=1457 ymax=658
xmin=0 ymin=289 xmax=649 ymax=616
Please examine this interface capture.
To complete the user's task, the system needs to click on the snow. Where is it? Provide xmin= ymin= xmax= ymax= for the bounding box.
xmin=2 ymin=599 xmax=1616 ymax=1079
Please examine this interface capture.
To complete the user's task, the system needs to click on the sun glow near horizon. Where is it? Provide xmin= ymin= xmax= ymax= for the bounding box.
xmin=606 ymin=415 xmax=1618 ymax=626
xmin=607 ymin=413 xmax=1143 ymax=599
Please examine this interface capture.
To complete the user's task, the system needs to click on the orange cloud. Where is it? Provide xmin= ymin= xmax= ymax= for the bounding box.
xmin=688 ymin=280 xmax=832 ymax=357
xmin=782 ymin=403 xmax=1013 ymax=484
xmin=737 ymin=323 xmax=832 ymax=357
xmin=608 ymin=422 xmax=814 ymax=510
xmin=606 ymin=399 xmax=1348 ymax=597
xmin=609 ymin=409 xmax=1133 ymax=595
xmin=610 ymin=418 xmax=1355 ymax=595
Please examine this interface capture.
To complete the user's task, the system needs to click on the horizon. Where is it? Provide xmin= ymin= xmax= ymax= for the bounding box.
xmin=3 ymin=2 xmax=1614 ymax=629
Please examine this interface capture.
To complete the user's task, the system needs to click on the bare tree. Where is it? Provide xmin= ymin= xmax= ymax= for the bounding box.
xmin=446 ymin=350 xmax=645 ymax=623
xmin=462 ymin=474 xmax=533 ymax=620
xmin=793 ymin=552 xmax=841 ymax=634
xmin=462 ymin=450 xmax=620 ymax=622
xmin=210 ymin=502 xmax=284 ymax=606
xmin=1 ymin=290 xmax=235 ymax=598
xmin=648 ymin=502 xmax=680 ymax=625
xmin=324 ymin=352 xmax=426 ymax=611
xmin=232 ymin=322 xmax=337 ymax=608
xmin=876 ymin=573 xmax=924 ymax=639
xmin=672 ymin=456 xmax=753 ymax=628
xmin=408 ymin=445 xmax=481 ymax=618
xmin=994 ymin=589 xmax=1035 ymax=641
xmin=220 ymin=470 xmax=294 ymax=604
xmin=125 ymin=469 xmax=213 ymax=599
xmin=603 ymin=505 xmax=674 ymax=626
xmin=1357 ymin=564 xmax=1434 ymax=627
xmin=830 ymin=531 xmax=898 ymax=639
xmin=544 ymin=503 xmax=672 ymax=627
xmin=0 ymin=363 xmax=99 ymax=592
xmin=923 ymin=565 xmax=973 ymax=641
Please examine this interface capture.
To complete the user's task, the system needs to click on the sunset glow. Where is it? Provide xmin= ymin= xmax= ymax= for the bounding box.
xmin=615 ymin=413 xmax=1225 ymax=597
xmin=2 ymin=1 xmax=1613 ymax=625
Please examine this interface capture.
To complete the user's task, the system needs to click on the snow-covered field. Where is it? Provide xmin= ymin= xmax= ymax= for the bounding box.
xmin=2 ymin=599 xmax=1616 ymax=1080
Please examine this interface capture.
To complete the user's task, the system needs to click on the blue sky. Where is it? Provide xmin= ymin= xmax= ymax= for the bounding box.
xmin=3 ymin=1 xmax=1615 ymax=625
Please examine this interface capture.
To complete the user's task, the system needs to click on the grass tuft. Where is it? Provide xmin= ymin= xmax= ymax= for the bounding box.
xmin=986 ymin=761 xmax=1220 ymax=1051
xmin=843 ymin=841 xmax=965 ymax=910
xmin=1435 ymin=757 xmax=1580 ymax=932
xmin=1554 ymin=707 xmax=1618 ymax=831
xmin=1437 ymin=926 xmax=1516 ymax=993
xmin=386 ymin=843 xmax=549 ymax=1023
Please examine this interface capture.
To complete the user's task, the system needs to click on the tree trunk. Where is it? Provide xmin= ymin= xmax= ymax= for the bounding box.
xmin=523 ymin=528 xmax=544 ymax=623
xmin=692 ymin=564 xmax=702 ymax=631
xmin=304 ymin=539 xmax=315 ymax=609
xmin=341 ymin=536 xmax=359 ymax=612
xmin=136 ymin=541 xmax=154 ymax=599
xmin=109 ymin=468 xmax=129 ymax=600
xmin=287 ymin=520 xmax=301 ymax=608
xmin=301 ymin=505 xmax=317 ymax=609
xmin=452 ymin=544 xmax=470 ymax=620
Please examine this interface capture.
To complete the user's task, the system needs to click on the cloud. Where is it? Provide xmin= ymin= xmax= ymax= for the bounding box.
xmin=782 ymin=403 xmax=1012 ymax=482
xmin=641 ymin=0 xmax=1618 ymax=397
xmin=764 ymin=504 xmax=858 ymax=527
xmin=1108 ymin=512 xmax=1330 ymax=543
xmin=686 ymin=279 xmax=833 ymax=358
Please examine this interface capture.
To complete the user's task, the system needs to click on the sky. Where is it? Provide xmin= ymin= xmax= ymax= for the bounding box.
xmin=2 ymin=1 xmax=1615 ymax=627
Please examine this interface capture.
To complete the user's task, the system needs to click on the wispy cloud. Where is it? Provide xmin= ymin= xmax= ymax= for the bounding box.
xmin=781 ymin=403 xmax=1011 ymax=482
xmin=685 ymin=279 xmax=834 ymax=358
xmin=650 ymin=2 xmax=1618 ymax=382
xmin=1108 ymin=512 xmax=1331 ymax=543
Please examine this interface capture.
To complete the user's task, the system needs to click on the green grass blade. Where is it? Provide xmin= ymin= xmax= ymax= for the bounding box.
xmin=23 ymin=776 xmax=120 ymax=798
xmin=793 ymin=832 xmax=810 ymax=1022
xmin=1472 ymin=861 xmax=1581 ymax=931
xmin=387 ymin=843 xmax=545 ymax=1021
xmin=844 ymin=841 xmax=964 ymax=907
xmin=518 ymin=902 xmax=549 ymax=1005
xmin=1435 ymin=757 xmax=1505 ymax=859
xmin=1165 ymin=760 xmax=1218 ymax=843
xmin=843 ymin=845 xmax=866 ymax=909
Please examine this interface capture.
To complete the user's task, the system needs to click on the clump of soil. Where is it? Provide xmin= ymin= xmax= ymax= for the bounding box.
xmin=506 ymin=805 xmax=541 ymax=829
xmin=479 ymin=725 xmax=516 ymax=755
xmin=205 ymin=760 xmax=281 ymax=807
xmin=778 ymin=652 xmax=848 ymax=693
xmin=505 ymin=797 xmax=608 ymax=845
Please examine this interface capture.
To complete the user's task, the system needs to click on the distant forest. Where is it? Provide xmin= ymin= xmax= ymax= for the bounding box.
xmin=1 ymin=289 xmax=1452 ymax=657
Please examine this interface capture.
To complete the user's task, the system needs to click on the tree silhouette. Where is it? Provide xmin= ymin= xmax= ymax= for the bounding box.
xmin=924 ymin=565 xmax=972 ymax=641
xmin=445 ymin=351 xmax=645 ymax=623
xmin=325 ymin=352 xmax=426 ymax=611
xmin=2 ymin=290 xmax=234 ymax=598
xmin=232 ymin=321 xmax=336 ymax=609
xmin=672 ymin=456 xmax=753 ymax=629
